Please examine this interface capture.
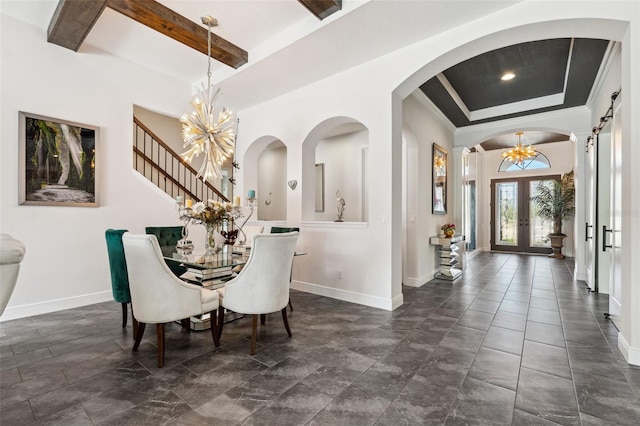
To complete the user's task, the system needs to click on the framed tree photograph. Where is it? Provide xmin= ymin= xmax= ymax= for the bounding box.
xmin=19 ymin=112 xmax=99 ymax=207
xmin=432 ymin=143 xmax=447 ymax=214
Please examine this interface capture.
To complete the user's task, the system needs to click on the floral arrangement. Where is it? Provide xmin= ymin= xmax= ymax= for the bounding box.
xmin=441 ymin=223 xmax=455 ymax=233
xmin=184 ymin=200 xmax=237 ymax=227
xmin=336 ymin=190 xmax=346 ymax=222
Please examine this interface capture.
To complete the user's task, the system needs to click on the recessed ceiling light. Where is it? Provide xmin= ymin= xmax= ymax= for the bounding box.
xmin=501 ymin=72 xmax=516 ymax=81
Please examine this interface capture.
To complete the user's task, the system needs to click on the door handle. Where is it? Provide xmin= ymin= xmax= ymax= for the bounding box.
xmin=602 ymin=225 xmax=613 ymax=251
xmin=585 ymin=223 xmax=593 ymax=241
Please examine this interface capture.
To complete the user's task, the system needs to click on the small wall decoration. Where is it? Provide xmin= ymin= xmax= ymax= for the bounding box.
xmin=19 ymin=112 xmax=99 ymax=207
xmin=335 ymin=189 xmax=345 ymax=222
xmin=432 ymin=143 xmax=447 ymax=215
xmin=288 ymin=180 xmax=298 ymax=190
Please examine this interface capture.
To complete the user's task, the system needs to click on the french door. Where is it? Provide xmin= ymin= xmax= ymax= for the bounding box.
xmin=491 ymin=176 xmax=559 ymax=254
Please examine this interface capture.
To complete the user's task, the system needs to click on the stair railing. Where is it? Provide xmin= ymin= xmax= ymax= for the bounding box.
xmin=133 ymin=117 xmax=228 ymax=204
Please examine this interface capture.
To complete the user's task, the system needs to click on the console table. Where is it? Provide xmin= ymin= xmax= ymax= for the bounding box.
xmin=430 ymin=235 xmax=465 ymax=281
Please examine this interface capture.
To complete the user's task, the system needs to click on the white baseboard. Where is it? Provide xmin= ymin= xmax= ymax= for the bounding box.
xmin=464 ymin=249 xmax=483 ymax=261
xmin=618 ymin=332 xmax=640 ymax=366
xmin=291 ymin=280 xmax=401 ymax=311
xmin=403 ymin=268 xmax=440 ymax=287
xmin=0 ymin=291 xmax=112 ymax=322
xmin=575 ymin=271 xmax=588 ymax=281
xmin=391 ymin=293 xmax=404 ymax=310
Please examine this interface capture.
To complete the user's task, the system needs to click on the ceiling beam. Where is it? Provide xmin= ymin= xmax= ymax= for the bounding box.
xmin=48 ymin=0 xmax=108 ymax=51
xmin=107 ymin=0 xmax=248 ymax=69
xmin=298 ymin=0 xmax=342 ymax=20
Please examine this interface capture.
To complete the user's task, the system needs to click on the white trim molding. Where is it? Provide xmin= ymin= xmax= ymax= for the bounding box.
xmin=618 ymin=332 xmax=640 ymax=366
xmin=292 ymin=280 xmax=401 ymax=311
xmin=0 ymin=291 xmax=112 ymax=322
xmin=403 ymin=268 xmax=440 ymax=287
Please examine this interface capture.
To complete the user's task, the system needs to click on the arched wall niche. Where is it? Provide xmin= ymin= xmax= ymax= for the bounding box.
xmin=301 ymin=116 xmax=369 ymax=222
xmin=243 ymin=135 xmax=287 ymax=221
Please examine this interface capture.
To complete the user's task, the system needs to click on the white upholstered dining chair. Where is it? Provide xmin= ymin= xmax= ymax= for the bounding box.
xmin=217 ymin=232 xmax=299 ymax=355
xmin=0 ymin=234 xmax=26 ymax=316
xmin=122 ymin=233 xmax=220 ymax=367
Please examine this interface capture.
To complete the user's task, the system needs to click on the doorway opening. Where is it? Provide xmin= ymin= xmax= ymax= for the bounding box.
xmin=491 ymin=175 xmax=559 ymax=254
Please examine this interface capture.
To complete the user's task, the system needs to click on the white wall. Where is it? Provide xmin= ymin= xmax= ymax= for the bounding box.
xmin=133 ymin=105 xmax=182 ymax=152
xmin=479 ymin=140 xmax=576 ymax=255
xmin=402 ymin=93 xmax=455 ymax=286
xmin=257 ymin=144 xmax=287 ymax=221
xmin=0 ymin=15 xmax=194 ymax=320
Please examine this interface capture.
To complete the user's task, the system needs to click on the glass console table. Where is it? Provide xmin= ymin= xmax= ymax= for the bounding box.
xmin=430 ymin=235 xmax=465 ymax=281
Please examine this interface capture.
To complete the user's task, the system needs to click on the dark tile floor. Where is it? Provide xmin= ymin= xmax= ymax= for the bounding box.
xmin=2 ymin=252 xmax=640 ymax=425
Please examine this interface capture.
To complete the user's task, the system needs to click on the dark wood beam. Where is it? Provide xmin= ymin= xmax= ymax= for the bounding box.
xmin=107 ymin=0 xmax=248 ymax=69
xmin=298 ymin=0 xmax=342 ymax=20
xmin=48 ymin=0 xmax=108 ymax=51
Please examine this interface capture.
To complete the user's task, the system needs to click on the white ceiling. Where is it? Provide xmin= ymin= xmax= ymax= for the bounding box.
xmin=1 ymin=0 xmax=521 ymax=110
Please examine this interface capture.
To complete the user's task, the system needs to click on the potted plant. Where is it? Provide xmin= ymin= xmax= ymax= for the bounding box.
xmin=530 ymin=170 xmax=575 ymax=258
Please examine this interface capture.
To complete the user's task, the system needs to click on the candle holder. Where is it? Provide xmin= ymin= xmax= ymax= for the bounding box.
xmin=237 ymin=197 xmax=257 ymax=246
xmin=176 ymin=198 xmax=194 ymax=249
xmin=223 ymin=205 xmax=244 ymax=245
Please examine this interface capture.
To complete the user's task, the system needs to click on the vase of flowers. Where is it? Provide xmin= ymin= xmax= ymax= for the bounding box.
xmin=441 ymin=223 xmax=455 ymax=238
xmin=204 ymin=223 xmax=218 ymax=254
xmin=181 ymin=200 xmax=239 ymax=254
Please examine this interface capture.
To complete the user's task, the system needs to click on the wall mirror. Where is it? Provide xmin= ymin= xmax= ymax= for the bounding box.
xmin=315 ymin=163 xmax=325 ymax=212
xmin=432 ymin=143 xmax=447 ymax=214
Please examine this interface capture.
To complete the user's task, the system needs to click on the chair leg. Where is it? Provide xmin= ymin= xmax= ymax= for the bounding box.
xmin=121 ymin=303 xmax=128 ymax=328
xmin=217 ymin=306 xmax=225 ymax=341
xmin=281 ymin=307 xmax=292 ymax=337
xmin=288 ymin=298 xmax=293 ymax=311
xmin=180 ymin=318 xmax=190 ymax=331
xmin=132 ymin=322 xmax=146 ymax=351
xmin=260 ymin=314 xmax=266 ymax=325
xmin=156 ymin=323 xmax=165 ymax=368
xmin=250 ymin=314 xmax=258 ymax=355
xmin=131 ymin=305 xmax=138 ymax=341
xmin=210 ymin=310 xmax=220 ymax=347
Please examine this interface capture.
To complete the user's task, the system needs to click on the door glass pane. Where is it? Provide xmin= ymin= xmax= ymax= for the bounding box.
xmin=496 ymin=182 xmax=518 ymax=246
xmin=529 ymin=180 xmax=554 ymax=248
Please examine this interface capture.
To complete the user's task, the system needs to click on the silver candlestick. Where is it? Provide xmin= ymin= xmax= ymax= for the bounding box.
xmin=176 ymin=197 xmax=194 ymax=249
xmin=237 ymin=197 xmax=257 ymax=246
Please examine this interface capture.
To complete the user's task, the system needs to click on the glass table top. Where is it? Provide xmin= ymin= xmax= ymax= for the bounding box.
xmin=162 ymin=244 xmax=247 ymax=270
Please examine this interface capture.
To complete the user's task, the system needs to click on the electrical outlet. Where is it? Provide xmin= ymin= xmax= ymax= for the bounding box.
xmin=337 ymin=269 xmax=343 ymax=279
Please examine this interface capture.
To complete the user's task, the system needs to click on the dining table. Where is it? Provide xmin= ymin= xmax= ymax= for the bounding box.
xmin=162 ymin=244 xmax=306 ymax=330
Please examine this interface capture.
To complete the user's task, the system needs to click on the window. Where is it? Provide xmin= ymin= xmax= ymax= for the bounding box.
xmin=499 ymin=152 xmax=550 ymax=172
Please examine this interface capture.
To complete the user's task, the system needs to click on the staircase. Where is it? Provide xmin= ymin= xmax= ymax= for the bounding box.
xmin=133 ymin=117 xmax=229 ymax=204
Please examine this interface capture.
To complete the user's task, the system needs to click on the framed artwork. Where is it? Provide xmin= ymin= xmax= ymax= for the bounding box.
xmin=432 ymin=143 xmax=447 ymax=214
xmin=19 ymin=112 xmax=99 ymax=207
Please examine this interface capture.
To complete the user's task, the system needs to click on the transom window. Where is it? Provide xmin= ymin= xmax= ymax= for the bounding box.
xmin=499 ymin=152 xmax=551 ymax=172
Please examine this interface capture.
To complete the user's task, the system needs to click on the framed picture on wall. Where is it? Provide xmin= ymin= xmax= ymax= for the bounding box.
xmin=432 ymin=143 xmax=447 ymax=214
xmin=19 ymin=112 xmax=99 ymax=207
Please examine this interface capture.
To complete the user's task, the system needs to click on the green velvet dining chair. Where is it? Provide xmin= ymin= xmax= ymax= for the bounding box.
xmin=270 ymin=226 xmax=300 ymax=234
xmin=105 ymin=229 xmax=137 ymax=338
xmin=145 ymin=226 xmax=187 ymax=278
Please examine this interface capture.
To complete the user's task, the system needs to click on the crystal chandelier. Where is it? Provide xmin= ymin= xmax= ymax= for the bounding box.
xmin=180 ymin=16 xmax=235 ymax=184
xmin=502 ymin=132 xmax=537 ymax=164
